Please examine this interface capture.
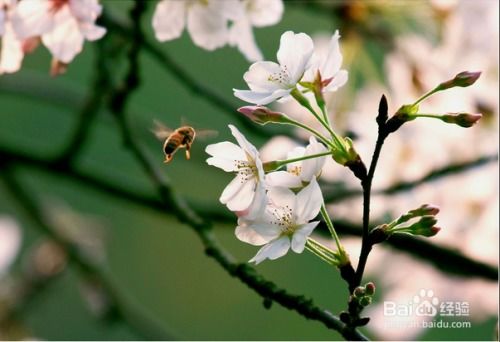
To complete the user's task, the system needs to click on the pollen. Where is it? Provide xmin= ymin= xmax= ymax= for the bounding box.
xmin=270 ymin=205 xmax=296 ymax=235
xmin=267 ymin=66 xmax=291 ymax=85
xmin=289 ymin=165 xmax=302 ymax=176
xmin=235 ymin=160 xmax=258 ymax=183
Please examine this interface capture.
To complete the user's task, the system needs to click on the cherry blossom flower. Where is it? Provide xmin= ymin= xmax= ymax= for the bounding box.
xmin=228 ymin=0 xmax=284 ymax=62
xmin=205 ymin=124 xmax=265 ymax=212
xmin=266 ymin=136 xmax=328 ymax=188
xmin=152 ymin=0 xmax=240 ymax=51
xmin=236 ymin=178 xmax=323 ymax=264
xmin=233 ymin=30 xmax=314 ymax=105
xmin=0 ymin=0 xmax=24 ymax=74
xmin=12 ymin=0 xmax=106 ymax=72
xmin=303 ymin=30 xmax=348 ymax=93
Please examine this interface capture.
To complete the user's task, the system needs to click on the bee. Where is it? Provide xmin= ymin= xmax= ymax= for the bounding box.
xmin=152 ymin=120 xmax=217 ymax=163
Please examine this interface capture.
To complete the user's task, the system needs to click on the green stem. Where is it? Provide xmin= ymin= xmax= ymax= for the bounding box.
xmin=412 ymin=86 xmax=441 ymax=106
xmin=282 ymin=116 xmax=333 ymax=148
xmin=290 ymin=88 xmax=336 ymax=138
xmin=305 ymin=239 xmax=338 ymax=265
xmin=411 ymin=113 xmax=443 ymax=119
xmin=320 ymin=205 xmax=343 ymax=252
xmin=275 ymin=151 xmax=333 ymax=168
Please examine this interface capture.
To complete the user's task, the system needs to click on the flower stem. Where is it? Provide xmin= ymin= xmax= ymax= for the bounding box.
xmin=282 ymin=116 xmax=333 ymax=148
xmin=305 ymin=238 xmax=338 ymax=266
xmin=412 ymin=86 xmax=440 ymax=107
xmin=274 ymin=151 xmax=333 ymax=168
xmin=290 ymin=88 xmax=336 ymax=138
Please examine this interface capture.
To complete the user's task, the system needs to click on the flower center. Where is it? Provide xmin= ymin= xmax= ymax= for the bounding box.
xmin=270 ymin=205 xmax=296 ymax=236
xmin=267 ymin=65 xmax=292 ymax=87
xmin=235 ymin=160 xmax=257 ymax=183
xmin=289 ymin=165 xmax=302 ymax=176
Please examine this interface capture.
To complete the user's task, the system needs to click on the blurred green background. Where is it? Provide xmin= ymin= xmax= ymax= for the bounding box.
xmin=0 ymin=1 xmax=498 ymax=340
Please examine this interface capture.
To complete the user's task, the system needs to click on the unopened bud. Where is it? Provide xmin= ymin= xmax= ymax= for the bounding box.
xmin=438 ymin=71 xmax=481 ymax=90
xmin=386 ymin=104 xmax=418 ymax=133
xmin=359 ymin=296 xmax=372 ymax=307
xmin=365 ymin=282 xmax=376 ymax=296
xmin=353 ymin=286 xmax=365 ymax=298
xmin=409 ymin=204 xmax=440 ymax=217
xmin=238 ymin=106 xmax=289 ymax=125
xmin=442 ymin=112 xmax=482 ymax=128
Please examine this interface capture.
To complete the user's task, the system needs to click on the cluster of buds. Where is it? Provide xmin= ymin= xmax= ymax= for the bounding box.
xmin=386 ymin=71 xmax=482 ymax=133
xmin=352 ymin=281 xmax=376 ymax=307
xmin=370 ymin=204 xmax=441 ymax=243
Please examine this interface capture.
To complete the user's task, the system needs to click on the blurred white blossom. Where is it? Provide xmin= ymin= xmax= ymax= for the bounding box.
xmin=152 ymin=0 xmax=240 ymax=51
xmin=12 ymin=0 xmax=106 ymax=73
xmin=0 ymin=0 xmax=24 ymax=74
xmin=0 ymin=216 xmax=22 ymax=276
xmin=228 ymin=0 xmax=283 ymax=62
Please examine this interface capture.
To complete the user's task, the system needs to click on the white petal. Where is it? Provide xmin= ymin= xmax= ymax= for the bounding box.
xmin=221 ymin=177 xmax=256 ymax=211
xmin=301 ymin=136 xmax=327 ymax=181
xmin=249 ymin=236 xmax=290 ymax=264
xmin=229 ymin=18 xmax=262 ymax=62
xmin=228 ymin=124 xmax=258 ymax=158
xmin=248 ymin=0 xmax=284 ymax=27
xmin=291 ymin=221 xmax=318 ymax=253
xmin=11 ymin=0 xmax=53 ymax=39
xmin=205 ymin=141 xmax=246 ymax=171
xmin=237 ymin=181 xmax=267 ymax=219
xmin=320 ymin=31 xmax=342 ymax=78
xmin=267 ymin=186 xmax=296 ymax=211
xmin=235 ymin=224 xmax=270 ymax=246
xmin=324 ymin=70 xmax=348 ymax=92
xmin=295 ymin=178 xmax=323 ymax=223
xmin=209 ymin=0 xmax=242 ymax=21
xmin=233 ymin=88 xmax=291 ymax=105
xmin=187 ymin=1 xmax=228 ymax=50
xmin=276 ymin=31 xmax=314 ymax=83
xmin=244 ymin=61 xmax=282 ymax=92
xmin=0 ymin=23 xmax=24 ymax=74
xmin=69 ymin=0 xmax=102 ymax=21
xmin=152 ymin=0 xmax=186 ymax=42
xmin=41 ymin=7 xmax=84 ymax=63
xmin=266 ymin=171 xmax=302 ymax=188
xmin=79 ymin=22 xmax=106 ymax=41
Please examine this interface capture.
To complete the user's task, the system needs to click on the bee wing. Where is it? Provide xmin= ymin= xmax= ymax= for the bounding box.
xmin=195 ymin=129 xmax=219 ymax=140
xmin=151 ymin=119 xmax=173 ymax=140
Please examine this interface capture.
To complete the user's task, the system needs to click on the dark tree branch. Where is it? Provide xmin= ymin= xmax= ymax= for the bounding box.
xmin=0 ymin=144 xmax=496 ymax=281
xmin=0 ymin=166 xmax=174 ymax=340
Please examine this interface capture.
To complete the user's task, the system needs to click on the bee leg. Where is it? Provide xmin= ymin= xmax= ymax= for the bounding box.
xmin=164 ymin=154 xmax=173 ymax=163
xmin=185 ymin=144 xmax=191 ymax=160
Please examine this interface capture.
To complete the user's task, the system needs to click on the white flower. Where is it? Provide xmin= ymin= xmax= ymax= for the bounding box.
xmin=266 ymin=136 xmax=328 ymax=188
xmin=228 ymin=0 xmax=284 ymax=62
xmin=303 ymin=30 xmax=348 ymax=92
xmin=0 ymin=0 xmax=25 ymax=74
xmin=152 ymin=0 xmax=240 ymax=51
xmin=236 ymin=178 xmax=323 ymax=264
xmin=206 ymin=124 xmax=265 ymax=212
xmin=233 ymin=30 xmax=314 ymax=105
xmin=12 ymin=0 xmax=106 ymax=64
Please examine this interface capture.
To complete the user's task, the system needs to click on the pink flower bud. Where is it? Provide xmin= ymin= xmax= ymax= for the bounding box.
xmin=439 ymin=71 xmax=481 ymax=90
xmin=365 ymin=282 xmax=376 ymax=296
xmin=409 ymin=204 xmax=440 ymax=217
xmin=238 ymin=106 xmax=288 ymax=125
xmin=442 ymin=112 xmax=482 ymax=128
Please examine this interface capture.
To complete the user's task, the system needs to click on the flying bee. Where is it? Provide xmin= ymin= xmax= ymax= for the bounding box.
xmin=152 ymin=120 xmax=217 ymax=163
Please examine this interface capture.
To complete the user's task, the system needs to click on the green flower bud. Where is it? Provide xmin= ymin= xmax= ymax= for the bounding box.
xmin=441 ymin=112 xmax=482 ymax=128
xmin=365 ymin=282 xmax=376 ymax=296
